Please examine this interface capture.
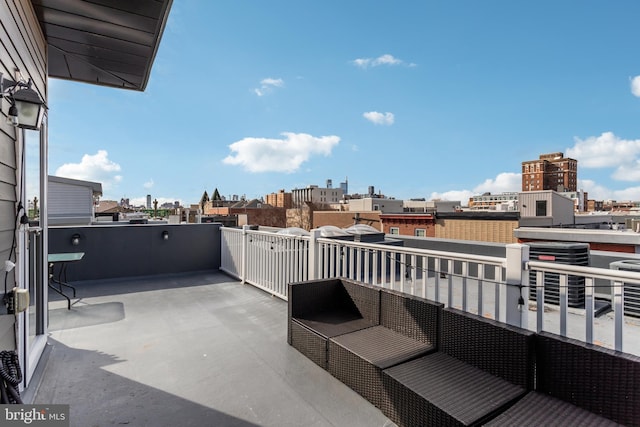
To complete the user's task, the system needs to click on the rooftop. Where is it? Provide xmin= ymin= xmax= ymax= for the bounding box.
xmin=29 ymin=224 xmax=640 ymax=426
xmin=29 ymin=271 xmax=394 ymax=427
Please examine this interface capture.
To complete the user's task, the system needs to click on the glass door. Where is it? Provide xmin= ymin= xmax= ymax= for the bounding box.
xmin=22 ymin=123 xmax=48 ymax=387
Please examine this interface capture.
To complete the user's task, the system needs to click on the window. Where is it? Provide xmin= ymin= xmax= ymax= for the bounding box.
xmin=389 ymin=227 xmax=399 ymax=235
xmin=415 ymin=229 xmax=426 ymax=237
xmin=536 ymin=200 xmax=547 ymax=217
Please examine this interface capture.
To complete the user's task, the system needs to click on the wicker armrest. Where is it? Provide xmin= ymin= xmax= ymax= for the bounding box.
xmin=536 ymin=331 xmax=640 ymax=426
xmin=484 ymin=392 xmax=620 ymax=426
xmin=441 ymin=308 xmax=535 ymax=390
xmin=383 ymin=352 xmax=527 ymax=427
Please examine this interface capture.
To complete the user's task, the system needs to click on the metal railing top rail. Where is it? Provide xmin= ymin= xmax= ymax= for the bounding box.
xmin=316 ymin=236 xmax=507 ymax=268
xmin=527 ymin=260 xmax=640 ymax=284
xmin=229 ymin=227 xmax=504 ymax=270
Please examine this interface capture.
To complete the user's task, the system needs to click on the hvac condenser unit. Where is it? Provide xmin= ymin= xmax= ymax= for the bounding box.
xmin=528 ymin=242 xmax=590 ymax=308
xmin=609 ymin=260 xmax=640 ymax=318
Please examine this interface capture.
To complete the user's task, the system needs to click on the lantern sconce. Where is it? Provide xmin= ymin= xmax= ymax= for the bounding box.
xmin=0 ymin=70 xmax=46 ymax=130
xmin=71 ymin=233 xmax=81 ymax=246
xmin=162 ymin=230 xmax=169 ymax=241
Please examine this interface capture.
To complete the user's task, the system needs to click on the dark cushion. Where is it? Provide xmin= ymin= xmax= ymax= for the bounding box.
xmin=383 ymin=352 xmax=527 ymax=426
xmin=330 ymin=325 xmax=435 ymax=370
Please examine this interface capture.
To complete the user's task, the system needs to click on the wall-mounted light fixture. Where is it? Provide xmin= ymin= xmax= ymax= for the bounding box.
xmin=71 ymin=233 xmax=81 ymax=246
xmin=162 ymin=230 xmax=169 ymax=241
xmin=0 ymin=71 xmax=46 ymax=130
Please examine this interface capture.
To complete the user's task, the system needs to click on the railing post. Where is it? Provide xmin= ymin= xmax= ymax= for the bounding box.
xmin=504 ymin=243 xmax=530 ymax=328
xmin=613 ymin=280 xmax=624 ymax=352
xmin=308 ymin=229 xmax=321 ymax=280
xmin=241 ymin=225 xmax=250 ymax=283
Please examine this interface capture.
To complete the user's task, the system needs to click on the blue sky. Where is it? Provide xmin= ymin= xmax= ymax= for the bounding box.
xmin=44 ymin=1 xmax=640 ymax=207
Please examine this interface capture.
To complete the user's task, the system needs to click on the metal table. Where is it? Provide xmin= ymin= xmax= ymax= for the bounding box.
xmin=48 ymin=252 xmax=84 ymax=310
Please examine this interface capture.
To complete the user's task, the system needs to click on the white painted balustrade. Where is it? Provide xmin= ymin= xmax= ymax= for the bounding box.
xmin=220 ymin=226 xmax=640 ymax=354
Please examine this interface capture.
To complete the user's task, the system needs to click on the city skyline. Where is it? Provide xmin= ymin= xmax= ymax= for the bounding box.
xmin=41 ymin=1 xmax=640 ymax=207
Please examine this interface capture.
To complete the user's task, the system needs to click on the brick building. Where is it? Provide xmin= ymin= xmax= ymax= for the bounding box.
xmin=522 ymin=152 xmax=577 ymax=192
xmin=206 ymin=199 xmax=286 ymax=227
xmin=265 ymin=189 xmax=293 ymax=209
xmin=380 ymin=214 xmax=436 ymax=237
xmin=435 ymin=212 xmax=520 ymax=244
xmin=314 ymin=211 xmax=382 ymax=230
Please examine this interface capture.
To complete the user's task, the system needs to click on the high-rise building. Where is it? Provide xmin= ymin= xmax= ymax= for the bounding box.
xmin=146 ymin=194 xmax=152 ymax=209
xmin=522 ymin=152 xmax=577 ymax=192
xmin=340 ymin=178 xmax=348 ymax=195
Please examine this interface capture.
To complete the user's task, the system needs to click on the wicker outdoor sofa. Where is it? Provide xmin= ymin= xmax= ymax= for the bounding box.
xmin=288 ymin=278 xmax=640 ymax=426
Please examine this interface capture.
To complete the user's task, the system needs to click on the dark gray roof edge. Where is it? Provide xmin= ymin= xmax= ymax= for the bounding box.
xmin=436 ymin=211 xmax=520 ymax=220
xmin=140 ymin=0 xmax=173 ymax=91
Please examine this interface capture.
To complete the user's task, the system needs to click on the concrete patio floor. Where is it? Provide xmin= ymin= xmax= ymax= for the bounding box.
xmin=28 ymin=272 xmax=395 ymax=427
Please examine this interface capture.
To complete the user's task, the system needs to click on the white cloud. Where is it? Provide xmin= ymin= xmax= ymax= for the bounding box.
xmin=429 ymin=172 xmax=522 ymax=205
xmin=351 ymin=54 xmax=414 ymax=69
xmin=223 ymin=132 xmax=340 ymax=173
xmin=254 ymin=77 xmax=284 ymax=96
xmin=352 ymin=58 xmax=370 ymax=68
xmin=429 ymin=190 xmax=475 ymax=204
xmin=474 ymin=172 xmax=522 ymax=194
xmin=363 ymin=111 xmax=395 ymax=125
xmin=373 ymin=54 xmax=402 ymax=66
xmin=55 ymin=150 xmax=122 ymax=190
xmin=567 ymin=131 xmax=640 ymax=169
xmin=631 ymin=76 xmax=640 ymax=97
xmin=612 ymin=186 xmax=640 ymax=201
xmin=143 ymin=179 xmax=154 ymax=189
xmin=577 ymin=179 xmax=610 ymax=200
xmin=612 ymin=161 xmax=640 ymax=181
xmin=567 ymin=131 xmax=640 ymax=183
xmin=579 ymin=179 xmax=640 ymax=201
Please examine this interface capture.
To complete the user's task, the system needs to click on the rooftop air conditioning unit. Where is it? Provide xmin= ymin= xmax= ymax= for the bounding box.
xmin=625 ymin=218 xmax=640 ymax=233
xmin=528 ymin=242 xmax=589 ymax=308
xmin=609 ymin=260 xmax=640 ymax=318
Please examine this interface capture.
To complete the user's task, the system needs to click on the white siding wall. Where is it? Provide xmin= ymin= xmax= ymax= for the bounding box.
xmin=48 ymin=181 xmax=94 ymax=225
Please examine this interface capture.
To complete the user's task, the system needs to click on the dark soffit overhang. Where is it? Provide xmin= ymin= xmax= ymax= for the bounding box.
xmin=32 ymin=0 xmax=173 ymax=91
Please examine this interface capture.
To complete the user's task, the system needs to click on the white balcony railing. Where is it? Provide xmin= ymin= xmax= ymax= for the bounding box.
xmin=220 ymin=226 xmax=640 ymax=354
